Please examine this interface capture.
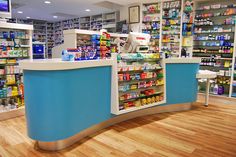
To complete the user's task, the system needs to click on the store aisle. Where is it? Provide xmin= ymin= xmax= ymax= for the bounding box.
xmin=0 ymin=98 xmax=236 ymax=157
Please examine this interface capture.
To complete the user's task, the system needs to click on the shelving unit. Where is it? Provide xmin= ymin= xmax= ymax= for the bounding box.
xmin=54 ymin=21 xmax=63 ymax=46
xmin=90 ymin=14 xmax=103 ymax=31
xmin=80 ymin=16 xmax=91 ymax=30
xmin=102 ymin=12 xmax=119 ymax=32
xmin=193 ymin=0 xmax=236 ymax=97
xmin=111 ymin=53 xmax=166 ymax=115
xmin=0 ymin=22 xmax=33 ymax=120
xmin=73 ymin=18 xmax=80 ymax=29
xmin=46 ymin=23 xmax=54 ymax=57
xmin=161 ymin=0 xmax=182 ymax=58
xmin=142 ymin=2 xmax=161 ymax=54
xmin=181 ymin=0 xmax=194 ymax=57
xmin=33 ymin=20 xmax=47 ymax=43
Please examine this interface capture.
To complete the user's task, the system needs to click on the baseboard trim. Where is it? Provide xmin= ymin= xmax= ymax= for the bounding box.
xmin=37 ymin=103 xmax=192 ymax=151
xmin=0 ymin=107 xmax=25 ymax=121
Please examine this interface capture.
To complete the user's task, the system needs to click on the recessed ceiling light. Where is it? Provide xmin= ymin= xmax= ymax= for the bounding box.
xmin=44 ymin=1 xmax=51 ymax=4
xmin=26 ymin=16 xmax=31 ymax=19
xmin=85 ymin=9 xmax=91 ymax=12
xmin=53 ymin=16 xmax=58 ymax=18
xmin=17 ymin=11 xmax=23 ymax=14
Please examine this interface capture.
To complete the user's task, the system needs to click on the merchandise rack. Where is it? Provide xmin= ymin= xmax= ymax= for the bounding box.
xmin=161 ymin=0 xmax=182 ymax=58
xmin=52 ymin=29 xmax=128 ymax=58
xmin=111 ymin=53 xmax=166 ymax=115
xmin=181 ymin=0 xmax=194 ymax=57
xmin=142 ymin=2 xmax=161 ymax=54
xmin=193 ymin=0 xmax=236 ymax=98
xmin=0 ymin=22 xmax=33 ymax=120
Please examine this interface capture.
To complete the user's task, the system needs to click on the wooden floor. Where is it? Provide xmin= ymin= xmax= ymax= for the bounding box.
xmin=0 ymin=96 xmax=236 ymax=157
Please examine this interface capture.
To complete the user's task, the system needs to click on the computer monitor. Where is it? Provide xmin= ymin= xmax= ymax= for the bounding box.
xmin=0 ymin=0 xmax=12 ymax=19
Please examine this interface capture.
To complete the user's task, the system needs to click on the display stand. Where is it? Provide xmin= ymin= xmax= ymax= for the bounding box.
xmin=52 ymin=29 xmax=128 ymax=58
xmin=142 ymin=2 xmax=161 ymax=54
xmin=161 ymin=0 xmax=182 ymax=58
xmin=111 ymin=54 xmax=166 ymax=115
xmin=0 ymin=22 xmax=33 ymax=120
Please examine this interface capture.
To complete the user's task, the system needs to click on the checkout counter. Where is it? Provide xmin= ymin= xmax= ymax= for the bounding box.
xmin=19 ymin=57 xmax=200 ymax=151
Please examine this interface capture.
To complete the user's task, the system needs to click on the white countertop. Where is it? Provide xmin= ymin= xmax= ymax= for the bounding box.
xmin=19 ymin=57 xmax=201 ymax=71
xmin=19 ymin=58 xmax=114 ymax=71
xmin=196 ymin=70 xmax=217 ymax=79
xmin=164 ymin=58 xmax=201 ymax=64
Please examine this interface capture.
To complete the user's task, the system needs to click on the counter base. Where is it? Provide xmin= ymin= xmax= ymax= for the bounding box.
xmin=37 ymin=103 xmax=192 ymax=151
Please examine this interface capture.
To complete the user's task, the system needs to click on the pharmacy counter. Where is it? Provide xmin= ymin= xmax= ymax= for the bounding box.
xmin=20 ymin=58 xmax=200 ymax=151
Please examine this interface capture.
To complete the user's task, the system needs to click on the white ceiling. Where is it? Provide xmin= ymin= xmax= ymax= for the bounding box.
xmin=11 ymin=0 xmax=139 ymax=21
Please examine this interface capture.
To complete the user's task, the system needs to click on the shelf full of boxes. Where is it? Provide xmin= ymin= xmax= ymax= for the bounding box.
xmin=0 ymin=23 xmax=33 ymax=120
xmin=142 ymin=2 xmax=161 ymax=54
xmin=181 ymin=0 xmax=194 ymax=57
xmin=102 ymin=12 xmax=119 ymax=32
xmin=193 ymin=0 xmax=236 ymax=97
xmin=91 ymin=14 xmax=103 ymax=31
xmin=111 ymin=32 xmax=166 ymax=115
xmin=161 ymin=0 xmax=182 ymax=58
xmin=54 ymin=21 xmax=64 ymax=46
xmin=46 ymin=23 xmax=54 ymax=57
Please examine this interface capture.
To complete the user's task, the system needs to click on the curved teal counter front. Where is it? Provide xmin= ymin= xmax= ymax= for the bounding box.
xmin=20 ymin=58 xmax=200 ymax=150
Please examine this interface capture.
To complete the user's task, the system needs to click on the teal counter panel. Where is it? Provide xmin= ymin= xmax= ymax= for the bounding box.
xmin=24 ymin=67 xmax=112 ymax=141
xmin=165 ymin=63 xmax=199 ymax=105
xmin=24 ymin=63 xmax=199 ymax=142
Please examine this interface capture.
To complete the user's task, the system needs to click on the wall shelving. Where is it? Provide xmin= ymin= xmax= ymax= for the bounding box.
xmin=46 ymin=23 xmax=54 ymax=57
xmin=0 ymin=23 xmax=33 ymax=120
xmin=161 ymin=0 xmax=182 ymax=58
xmin=142 ymin=2 xmax=161 ymax=54
xmin=181 ymin=0 xmax=194 ymax=57
xmin=80 ymin=16 xmax=91 ymax=30
xmin=102 ymin=12 xmax=119 ymax=32
xmin=91 ymin=14 xmax=103 ymax=31
xmin=193 ymin=0 xmax=236 ymax=97
xmin=9 ymin=11 xmax=120 ymax=58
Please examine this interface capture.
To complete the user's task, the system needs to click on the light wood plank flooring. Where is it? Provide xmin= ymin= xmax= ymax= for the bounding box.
xmin=0 ymin=96 xmax=236 ymax=157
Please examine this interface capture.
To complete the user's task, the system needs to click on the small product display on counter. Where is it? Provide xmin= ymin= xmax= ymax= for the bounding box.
xmin=100 ymin=31 xmax=111 ymax=59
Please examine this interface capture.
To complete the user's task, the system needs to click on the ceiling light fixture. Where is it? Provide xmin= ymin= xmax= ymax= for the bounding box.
xmin=44 ymin=1 xmax=51 ymax=4
xmin=26 ymin=16 xmax=31 ymax=19
xmin=85 ymin=9 xmax=91 ymax=12
xmin=53 ymin=16 xmax=58 ymax=18
xmin=17 ymin=11 xmax=23 ymax=14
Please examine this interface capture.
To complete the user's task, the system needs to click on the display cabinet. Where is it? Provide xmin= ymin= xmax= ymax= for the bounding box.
xmin=161 ymin=0 xmax=182 ymax=58
xmin=0 ymin=22 xmax=33 ymax=120
xmin=111 ymin=53 xmax=166 ymax=115
xmin=193 ymin=0 xmax=236 ymax=97
xmin=142 ymin=2 xmax=161 ymax=54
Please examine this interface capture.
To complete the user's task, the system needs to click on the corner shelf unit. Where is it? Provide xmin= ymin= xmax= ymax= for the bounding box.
xmin=0 ymin=22 xmax=33 ymax=120
xmin=193 ymin=0 xmax=236 ymax=98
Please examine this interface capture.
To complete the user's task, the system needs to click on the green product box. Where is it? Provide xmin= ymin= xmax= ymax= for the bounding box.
xmin=23 ymin=50 xmax=28 ymax=57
